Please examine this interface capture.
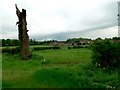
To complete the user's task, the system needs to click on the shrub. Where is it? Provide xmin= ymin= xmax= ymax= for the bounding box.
xmin=2 ymin=47 xmax=20 ymax=55
xmin=2 ymin=48 xmax=9 ymax=53
xmin=91 ymin=40 xmax=120 ymax=68
xmin=84 ymin=45 xmax=90 ymax=48
xmin=33 ymin=46 xmax=61 ymax=51
xmin=73 ymin=45 xmax=84 ymax=49
xmin=52 ymin=46 xmax=61 ymax=49
xmin=72 ymin=45 xmax=78 ymax=49
xmin=68 ymin=46 xmax=71 ymax=49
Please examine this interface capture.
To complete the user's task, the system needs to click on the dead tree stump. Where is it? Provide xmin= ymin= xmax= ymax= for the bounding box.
xmin=15 ymin=4 xmax=30 ymax=60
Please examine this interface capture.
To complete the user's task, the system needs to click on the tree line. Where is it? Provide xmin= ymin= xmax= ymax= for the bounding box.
xmin=1 ymin=37 xmax=120 ymax=46
xmin=0 ymin=39 xmax=57 ymax=46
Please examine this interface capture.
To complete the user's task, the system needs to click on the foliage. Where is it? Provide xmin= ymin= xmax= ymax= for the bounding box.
xmin=73 ymin=45 xmax=85 ymax=49
xmin=52 ymin=46 xmax=61 ymax=49
xmin=2 ymin=47 xmax=20 ymax=55
xmin=68 ymin=46 xmax=72 ymax=49
xmin=32 ymin=46 xmax=61 ymax=51
xmin=1 ymin=37 xmax=119 ymax=47
xmin=0 ymin=39 xmax=1 ymax=46
xmin=91 ymin=39 xmax=120 ymax=68
xmin=2 ymin=39 xmax=19 ymax=46
xmin=68 ymin=45 xmax=89 ymax=49
xmin=112 ymin=37 xmax=120 ymax=40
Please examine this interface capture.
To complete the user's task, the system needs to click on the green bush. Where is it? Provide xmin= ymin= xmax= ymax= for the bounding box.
xmin=2 ymin=47 xmax=20 ymax=55
xmin=68 ymin=46 xmax=71 ymax=49
xmin=73 ymin=45 xmax=80 ymax=49
xmin=91 ymin=40 xmax=120 ymax=68
xmin=33 ymin=46 xmax=61 ymax=51
xmin=68 ymin=45 xmax=85 ymax=49
xmin=52 ymin=46 xmax=61 ymax=49
xmin=72 ymin=45 xmax=85 ymax=49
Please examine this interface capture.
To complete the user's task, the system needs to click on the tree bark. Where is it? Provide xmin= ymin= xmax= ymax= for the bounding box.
xmin=15 ymin=4 xmax=30 ymax=60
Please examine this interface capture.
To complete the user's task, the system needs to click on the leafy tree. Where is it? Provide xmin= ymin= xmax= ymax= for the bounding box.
xmin=12 ymin=39 xmax=19 ymax=46
xmin=2 ymin=39 xmax=19 ymax=46
xmin=0 ymin=39 xmax=1 ymax=46
xmin=2 ymin=39 xmax=6 ymax=46
xmin=91 ymin=39 xmax=120 ymax=68
xmin=113 ymin=37 xmax=120 ymax=40
xmin=6 ymin=39 xmax=12 ymax=45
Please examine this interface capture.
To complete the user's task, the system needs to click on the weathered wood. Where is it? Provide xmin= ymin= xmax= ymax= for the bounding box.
xmin=15 ymin=4 xmax=30 ymax=59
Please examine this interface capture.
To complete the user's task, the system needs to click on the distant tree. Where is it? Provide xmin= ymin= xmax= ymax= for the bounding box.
xmin=6 ymin=39 xmax=12 ymax=46
xmin=95 ymin=37 xmax=102 ymax=41
xmin=2 ymin=39 xmax=19 ymax=46
xmin=2 ymin=39 xmax=6 ymax=46
xmin=0 ymin=39 xmax=2 ymax=46
xmin=113 ymin=37 xmax=120 ymax=40
xmin=105 ymin=38 xmax=111 ymax=40
xmin=12 ymin=39 xmax=19 ymax=46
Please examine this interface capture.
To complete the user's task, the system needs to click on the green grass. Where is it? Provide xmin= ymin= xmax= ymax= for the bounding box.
xmin=0 ymin=53 xmax=2 ymax=89
xmin=2 ymin=46 xmax=119 ymax=88
xmin=33 ymin=48 xmax=91 ymax=64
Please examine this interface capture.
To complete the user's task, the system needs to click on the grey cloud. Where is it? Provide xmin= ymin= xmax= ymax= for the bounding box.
xmin=1 ymin=0 xmax=118 ymax=40
xmin=78 ymin=2 xmax=117 ymax=28
xmin=2 ymin=25 xmax=17 ymax=35
xmin=31 ymin=25 xmax=117 ymax=41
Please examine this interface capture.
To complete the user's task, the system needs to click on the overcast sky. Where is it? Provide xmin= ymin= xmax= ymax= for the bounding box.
xmin=0 ymin=0 xmax=119 ymax=40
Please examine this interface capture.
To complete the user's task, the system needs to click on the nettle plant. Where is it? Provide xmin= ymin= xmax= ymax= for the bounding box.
xmin=91 ymin=39 xmax=120 ymax=69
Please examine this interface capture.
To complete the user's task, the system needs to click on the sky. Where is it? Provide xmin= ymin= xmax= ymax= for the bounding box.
xmin=0 ymin=0 xmax=119 ymax=41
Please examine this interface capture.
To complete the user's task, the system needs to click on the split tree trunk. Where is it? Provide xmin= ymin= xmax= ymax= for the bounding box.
xmin=15 ymin=4 xmax=30 ymax=59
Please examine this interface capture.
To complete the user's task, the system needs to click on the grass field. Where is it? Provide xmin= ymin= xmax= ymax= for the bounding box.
xmin=2 ymin=46 xmax=119 ymax=88
xmin=0 ymin=52 xmax=2 ymax=89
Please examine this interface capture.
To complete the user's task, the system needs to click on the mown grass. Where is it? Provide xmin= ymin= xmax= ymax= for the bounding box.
xmin=2 ymin=46 xmax=119 ymax=88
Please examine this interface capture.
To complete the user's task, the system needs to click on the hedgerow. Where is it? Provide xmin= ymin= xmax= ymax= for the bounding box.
xmin=32 ymin=46 xmax=61 ymax=51
xmin=91 ymin=40 xmax=120 ymax=68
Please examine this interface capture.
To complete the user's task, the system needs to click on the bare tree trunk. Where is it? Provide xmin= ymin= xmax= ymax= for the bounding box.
xmin=15 ymin=4 xmax=30 ymax=60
